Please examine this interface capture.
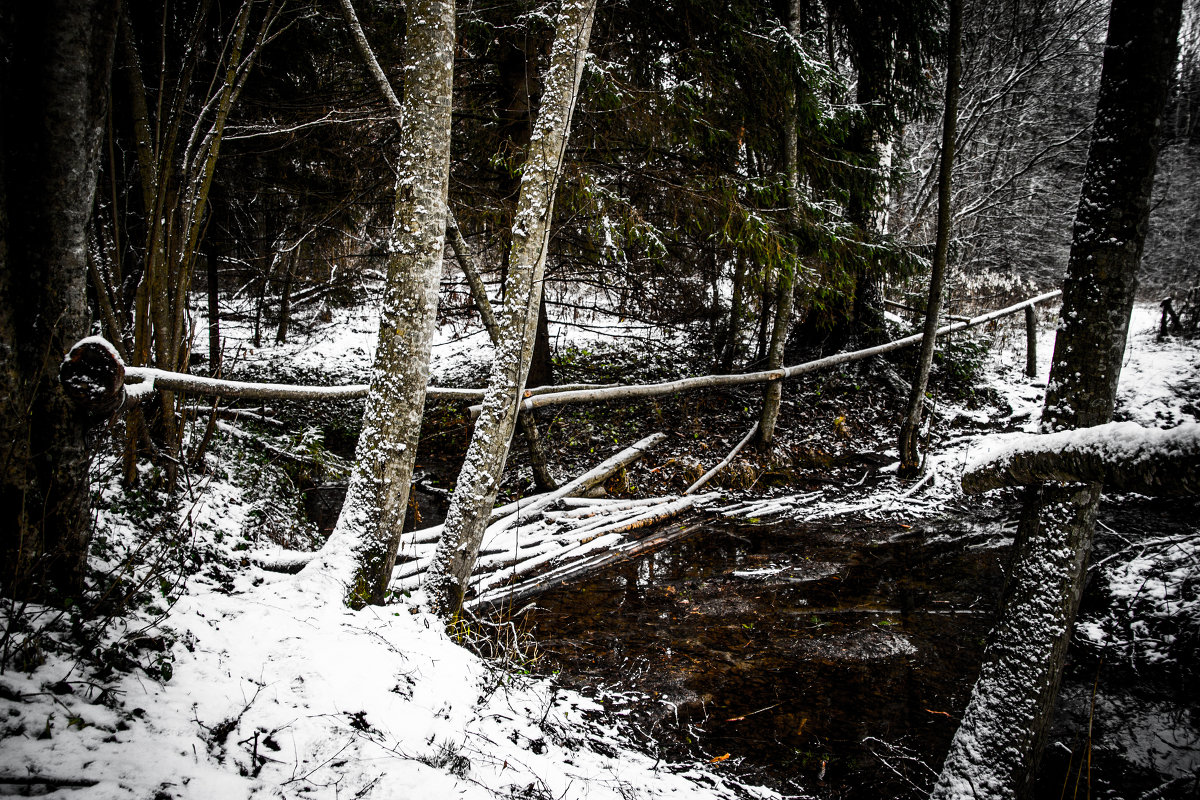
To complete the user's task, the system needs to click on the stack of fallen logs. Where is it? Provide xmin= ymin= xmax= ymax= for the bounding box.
xmin=389 ymin=433 xmax=716 ymax=608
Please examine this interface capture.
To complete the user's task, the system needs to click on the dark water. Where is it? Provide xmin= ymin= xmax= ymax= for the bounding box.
xmin=499 ymin=514 xmax=1010 ymax=798
xmin=493 ymin=506 xmax=1200 ymax=799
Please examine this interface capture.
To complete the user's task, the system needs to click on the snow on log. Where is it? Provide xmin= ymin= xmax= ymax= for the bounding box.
xmin=481 ymin=432 xmax=668 ymax=537
xmin=963 ymin=422 xmax=1200 ymax=496
xmin=61 ymin=336 xmax=617 ymax=406
xmin=511 ymin=290 xmax=1062 ymax=413
xmin=59 ymin=336 xmax=127 ymax=419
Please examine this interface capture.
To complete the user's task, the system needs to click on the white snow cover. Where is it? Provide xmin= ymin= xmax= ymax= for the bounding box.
xmin=0 ymin=474 xmax=775 ymax=799
xmin=5 ymin=300 xmax=1197 ymax=798
xmin=964 ymin=420 xmax=1200 ymax=477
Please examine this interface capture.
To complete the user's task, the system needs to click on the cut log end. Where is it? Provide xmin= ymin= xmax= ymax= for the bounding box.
xmin=60 ymin=337 xmax=126 ymax=421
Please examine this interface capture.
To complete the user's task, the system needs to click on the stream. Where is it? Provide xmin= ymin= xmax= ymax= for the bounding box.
xmin=490 ymin=502 xmax=1200 ymax=799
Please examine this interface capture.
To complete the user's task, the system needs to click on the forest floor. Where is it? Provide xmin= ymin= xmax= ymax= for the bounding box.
xmin=1 ymin=299 xmax=1197 ymax=798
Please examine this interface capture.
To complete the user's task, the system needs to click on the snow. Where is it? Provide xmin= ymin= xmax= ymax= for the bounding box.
xmin=0 ymin=465 xmax=771 ymax=799
xmin=5 ymin=299 xmax=1198 ymax=797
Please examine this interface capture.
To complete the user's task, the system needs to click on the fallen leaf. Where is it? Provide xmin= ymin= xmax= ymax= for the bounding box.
xmin=709 ymin=753 xmax=730 ymax=764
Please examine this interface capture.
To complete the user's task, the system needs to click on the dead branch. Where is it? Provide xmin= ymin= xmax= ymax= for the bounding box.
xmin=502 ymin=290 xmax=1063 ymax=414
xmin=686 ymin=422 xmax=759 ymax=495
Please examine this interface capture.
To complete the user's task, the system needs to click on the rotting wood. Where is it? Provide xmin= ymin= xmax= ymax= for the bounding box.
xmin=470 ymin=522 xmax=705 ymax=608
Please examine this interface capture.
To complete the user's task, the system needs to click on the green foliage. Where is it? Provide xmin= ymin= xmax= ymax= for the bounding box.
xmin=932 ymin=335 xmax=989 ymax=400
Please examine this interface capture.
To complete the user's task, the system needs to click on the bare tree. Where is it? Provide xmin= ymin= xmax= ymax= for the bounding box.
xmin=426 ymin=0 xmax=597 ymax=620
xmin=933 ymin=0 xmax=1184 ymax=795
xmin=300 ymin=0 xmax=456 ymax=607
xmin=898 ymin=0 xmax=961 ymax=478
xmin=92 ymin=0 xmax=281 ymax=487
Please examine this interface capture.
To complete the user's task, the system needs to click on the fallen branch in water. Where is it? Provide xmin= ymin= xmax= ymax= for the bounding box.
xmin=471 ymin=521 xmax=706 ymax=609
xmin=686 ymin=422 xmax=760 ymax=495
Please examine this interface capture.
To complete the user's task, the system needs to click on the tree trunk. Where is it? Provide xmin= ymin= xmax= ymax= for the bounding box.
xmin=300 ymin=0 xmax=456 ymax=607
xmin=446 ymin=210 xmax=557 ymax=491
xmin=275 ymin=248 xmax=295 ymax=345
xmin=0 ymin=0 xmax=118 ymax=599
xmin=207 ymin=238 xmax=221 ymax=374
xmin=759 ymin=0 xmax=803 ymax=450
xmin=897 ymin=0 xmax=961 ymax=478
xmin=933 ymin=1 xmax=1183 ymax=795
xmin=426 ymin=0 xmax=597 ymax=620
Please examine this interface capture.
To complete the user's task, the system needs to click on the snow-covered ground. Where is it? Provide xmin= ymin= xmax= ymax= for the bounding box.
xmin=2 ymin=301 xmax=1197 ymax=798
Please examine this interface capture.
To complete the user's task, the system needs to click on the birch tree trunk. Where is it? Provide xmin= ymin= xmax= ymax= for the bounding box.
xmin=758 ymin=0 xmax=802 ymax=450
xmin=300 ymin=0 xmax=455 ymax=607
xmin=897 ymin=0 xmax=961 ymax=478
xmin=0 ymin=0 xmax=117 ymax=598
xmin=426 ymin=0 xmax=596 ymax=620
xmin=933 ymin=1 xmax=1183 ymax=795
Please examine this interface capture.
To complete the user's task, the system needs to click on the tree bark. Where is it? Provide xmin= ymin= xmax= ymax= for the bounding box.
xmin=300 ymin=0 xmax=456 ymax=607
xmin=898 ymin=0 xmax=961 ymax=478
xmin=961 ymin=422 xmax=1200 ymax=497
xmin=426 ymin=0 xmax=597 ymax=620
xmin=446 ymin=211 xmax=557 ymax=490
xmin=207 ymin=238 xmax=222 ymax=374
xmin=933 ymin=1 xmax=1183 ymax=795
xmin=0 ymin=0 xmax=117 ymax=599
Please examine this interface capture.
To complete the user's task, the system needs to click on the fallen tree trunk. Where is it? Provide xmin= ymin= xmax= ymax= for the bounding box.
xmin=481 ymin=432 xmax=667 ymax=536
xmin=483 ymin=290 xmax=1063 ymax=416
xmin=67 ymin=289 xmax=1056 ymax=421
xmin=962 ymin=422 xmax=1200 ymax=496
xmin=387 ymin=435 xmax=665 ymax=590
xmin=471 ymin=521 xmax=704 ymax=609
xmin=60 ymin=335 xmax=612 ymax=414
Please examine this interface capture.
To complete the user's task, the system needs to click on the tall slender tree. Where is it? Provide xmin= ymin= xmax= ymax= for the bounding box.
xmin=898 ymin=0 xmax=961 ymax=478
xmin=758 ymin=0 xmax=804 ymax=449
xmin=427 ymin=0 xmax=597 ymax=620
xmin=933 ymin=0 xmax=1184 ymax=795
xmin=300 ymin=0 xmax=456 ymax=607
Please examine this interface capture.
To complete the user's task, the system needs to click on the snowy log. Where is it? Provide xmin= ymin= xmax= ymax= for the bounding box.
xmin=61 ymin=335 xmax=616 ymax=406
xmin=509 ymin=290 xmax=1062 ymax=413
xmin=470 ymin=520 xmax=703 ymax=608
xmin=59 ymin=336 xmax=127 ymax=420
xmin=482 ymin=432 xmax=668 ymax=536
xmin=962 ymin=422 xmax=1200 ymax=496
